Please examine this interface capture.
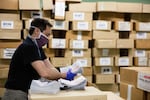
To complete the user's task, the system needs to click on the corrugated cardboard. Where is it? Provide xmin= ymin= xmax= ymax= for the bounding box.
xmin=142 ymin=4 xmax=150 ymax=13
xmin=52 ymin=20 xmax=69 ymax=30
xmin=0 ymin=41 xmax=22 ymax=48
xmin=0 ymin=68 xmax=9 ymax=78
xmin=93 ymin=20 xmax=111 ymax=31
xmin=117 ymin=39 xmax=134 ymax=49
xmin=72 ymin=57 xmax=92 ymax=67
xmin=95 ymin=74 xmax=115 ymax=84
xmin=115 ymin=56 xmax=133 ymax=66
xmin=133 ymin=57 xmax=148 ymax=67
xmin=94 ymin=57 xmax=114 ymax=66
xmin=96 ymin=84 xmax=119 ymax=93
xmin=95 ymin=39 xmax=116 ymax=48
xmin=42 ymin=0 xmax=53 ymax=10
xmin=72 ymin=21 xmax=92 ymax=31
xmin=0 ymin=0 xmax=19 ymax=10
xmin=0 ymin=13 xmax=20 ymax=20
xmin=69 ymin=39 xmax=89 ymax=49
xmin=114 ymin=21 xmax=133 ymax=31
xmin=135 ymin=22 xmax=150 ymax=32
xmin=135 ymin=39 xmax=150 ymax=49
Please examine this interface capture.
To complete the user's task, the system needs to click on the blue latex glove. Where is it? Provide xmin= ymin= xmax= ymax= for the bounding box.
xmin=66 ymin=69 xmax=77 ymax=81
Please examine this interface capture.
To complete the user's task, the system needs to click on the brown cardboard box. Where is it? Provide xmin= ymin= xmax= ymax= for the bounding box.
xmin=29 ymin=86 xmax=107 ymax=100
xmin=95 ymin=39 xmax=116 ymax=48
xmin=92 ymin=48 xmax=119 ymax=57
xmin=0 ymin=88 xmax=5 ymax=97
xmin=131 ymin=13 xmax=150 ymax=22
xmin=0 ymin=0 xmax=19 ymax=10
xmin=0 ymin=68 xmax=9 ymax=78
xmin=52 ymin=20 xmax=69 ymax=30
xmin=120 ymin=82 xmax=146 ymax=100
xmin=0 ymin=48 xmax=16 ymax=59
xmin=42 ymin=0 xmax=53 ymax=10
xmin=93 ymin=20 xmax=111 ymax=31
xmin=0 ymin=13 xmax=20 ymax=20
xmin=115 ymin=56 xmax=133 ymax=66
xmin=82 ymin=67 xmax=92 ymax=76
xmin=72 ymin=21 xmax=92 ymax=31
xmin=0 ymin=59 xmax=10 ymax=68
xmin=94 ymin=57 xmax=114 ymax=66
xmin=129 ymin=31 xmax=150 ymax=39
xmin=142 ymin=4 xmax=150 ymax=13
xmin=117 ymin=39 xmax=134 ymax=49
xmin=19 ymin=0 xmax=41 ymax=10
xmin=133 ymin=57 xmax=148 ymax=67
xmin=96 ymin=84 xmax=119 ymax=93
xmin=66 ymin=30 xmax=92 ymax=40
xmin=65 ymin=12 xmax=93 ymax=21
xmin=135 ymin=39 xmax=150 ymax=49
xmin=0 ymin=29 xmax=21 ymax=40
xmin=114 ymin=21 xmax=133 ymax=31
xmin=0 ymin=41 xmax=22 ymax=48
xmin=117 ymin=2 xmax=142 ymax=13
xmin=133 ymin=49 xmax=150 ymax=57
xmin=50 ymin=57 xmax=71 ymax=67
xmin=72 ymin=57 xmax=92 ymax=67
xmin=69 ymin=2 xmax=96 ymax=12
xmin=135 ymin=22 xmax=150 ymax=32
xmin=48 ymin=38 xmax=68 ymax=49
xmin=96 ymin=2 xmax=117 ymax=12
xmin=69 ymin=39 xmax=89 ymax=49
xmin=93 ymin=31 xmax=119 ymax=39
xmin=95 ymin=74 xmax=115 ymax=84
xmin=65 ymin=49 xmax=91 ymax=57
xmin=44 ymin=48 xmax=55 ymax=57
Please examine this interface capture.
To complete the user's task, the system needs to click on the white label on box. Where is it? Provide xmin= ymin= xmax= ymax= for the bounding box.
xmin=72 ymin=40 xmax=84 ymax=49
xmin=99 ymin=57 xmax=111 ymax=66
xmin=135 ymin=50 xmax=145 ymax=57
xmin=101 ymin=66 xmax=112 ymax=74
xmin=72 ymin=50 xmax=83 ymax=57
xmin=118 ymin=22 xmax=131 ymax=31
xmin=1 ymin=21 xmax=14 ymax=29
xmin=136 ymin=32 xmax=147 ymax=39
xmin=96 ymin=21 xmax=108 ymax=30
xmin=118 ymin=58 xmax=129 ymax=66
xmin=139 ymin=23 xmax=150 ymax=31
xmin=3 ymin=48 xmax=16 ymax=59
xmin=77 ymin=59 xmax=87 ymax=67
xmin=73 ymin=12 xmax=84 ymax=20
xmin=102 ymin=49 xmax=109 ymax=56
xmin=137 ymin=72 xmax=150 ymax=92
xmin=77 ymin=22 xmax=88 ymax=30
xmin=54 ymin=21 xmax=65 ymax=29
xmin=52 ymin=39 xmax=66 ymax=48
xmin=77 ymin=31 xmax=82 ymax=40
xmin=31 ymin=11 xmax=42 ymax=18
xmin=138 ymin=57 xmax=147 ymax=66
xmin=55 ymin=2 xmax=65 ymax=17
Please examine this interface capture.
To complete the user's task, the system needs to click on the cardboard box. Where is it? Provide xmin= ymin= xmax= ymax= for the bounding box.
xmin=19 ymin=0 xmax=41 ymax=10
xmin=93 ymin=20 xmax=111 ymax=31
xmin=135 ymin=22 xmax=150 ymax=32
xmin=120 ymin=82 xmax=146 ymax=100
xmin=0 ymin=0 xmax=19 ymax=10
xmin=96 ymin=2 xmax=117 ymax=12
xmin=44 ymin=48 xmax=55 ymax=57
xmin=42 ymin=0 xmax=53 ymax=10
xmin=95 ymin=74 xmax=115 ymax=84
xmin=29 ymin=86 xmax=107 ymax=100
xmin=114 ymin=21 xmax=133 ymax=31
xmin=66 ymin=30 xmax=92 ymax=40
xmin=72 ymin=57 xmax=92 ymax=67
xmin=69 ymin=39 xmax=89 ymax=49
xmin=133 ymin=49 xmax=150 ymax=57
xmin=93 ymin=30 xmax=119 ymax=39
xmin=142 ymin=4 xmax=150 ymax=13
xmin=54 ymin=0 xmax=65 ymax=20
xmin=72 ymin=21 xmax=92 ymax=31
xmin=65 ymin=12 xmax=93 ymax=21
xmin=129 ymin=31 xmax=150 ymax=39
xmin=115 ymin=56 xmax=133 ymax=66
xmin=133 ymin=57 xmax=148 ymax=67
xmin=52 ymin=20 xmax=69 ymax=30
xmin=135 ymin=39 xmax=150 ymax=49
xmin=65 ymin=49 xmax=91 ymax=57
xmin=0 ymin=88 xmax=5 ymax=97
xmin=117 ymin=2 xmax=142 ymax=13
xmin=69 ymin=2 xmax=96 ymax=12
xmin=0 ymin=13 xmax=20 ymax=20
xmin=48 ymin=38 xmax=68 ymax=49
xmin=82 ymin=67 xmax=92 ymax=76
xmin=0 ymin=48 xmax=16 ymax=59
xmin=0 ymin=41 xmax=22 ymax=48
xmin=131 ymin=13 xmax=150 ymax=22
xmin=50 ymin=57 xmax=71 ymax=67
xmin=92 ymin=48 xmax=119 ymax=57
xmin=117 ymin=39 xmax=134 ymax=49
xmin=95 ymin=39 xmax=116 ymax=48
xmin=0 ymin=29 xmax=21 ymax=40
xmin=0 ymin=59 xmax=10 ymax=68
xmin=0 ymin=68 xmax=9 ymax=78
xmin=0 ymin=20 xmax=22 ymax=30
xmin=94 ymin=57 xmax=114 ymax=66
xmin=96 ymin=84 xmax=119 ymax=93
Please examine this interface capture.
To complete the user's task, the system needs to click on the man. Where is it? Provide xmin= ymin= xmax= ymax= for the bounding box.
xmin=2 ymin=18 xmax=78 ymax=100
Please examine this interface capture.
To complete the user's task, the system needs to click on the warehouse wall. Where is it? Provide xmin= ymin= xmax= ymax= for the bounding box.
xmin=83 ymin=0 xmax=150 ymax=3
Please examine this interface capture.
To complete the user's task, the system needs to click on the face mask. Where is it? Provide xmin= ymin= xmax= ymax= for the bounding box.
xmin=36 ymin=32 xmax=49 ymax=47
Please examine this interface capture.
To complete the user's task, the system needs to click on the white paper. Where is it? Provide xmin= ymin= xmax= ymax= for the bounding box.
xmin=72 ymin=40 xmax=84 ymax=49
xmin=73 ymin=12 xmax=84 ymax=20
xmin=138 ymin=57 xmax=147 ymax=66
xmin=55 ymin=2 xmax=65 ymax=17
xmin=52 ymin=39 xmax=66 ymax=48
xmin=118 ymin=22 xmax=130 ymax=31
xmin=139 ymin=23 xmax=150 ymax=31
xmin=72 ymin=50 xmax=83 ymax=57
xmin=99 ymin=57 xmax=111 ymax=66
xmin=137 ymin=72 xmax=150 ymax=92
xmin=96 ymin=21 xmax=108 ymax=30
xmin=54 ymin=21 xmax=65 ymax=29
xmin=136 ymin=32 xmax=147 ymax=39
xmin=77 ymin=22 xmax=88 ymax=30
xmin=135 ymin=50 xmax=145 ymax=57
xmin=1 ymin=21 xmax=14 ymax=29
xmin=77 ymin=31 xmax=82 ymax=40
xmin=3 ymin=48 xmax=16 ymax=59
xmin=118 ymin=58 xmax=129 ymax=66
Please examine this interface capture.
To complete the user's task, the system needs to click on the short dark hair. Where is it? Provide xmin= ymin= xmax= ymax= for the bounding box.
xmin=29 ymin=18 xmax=52 ymax=35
